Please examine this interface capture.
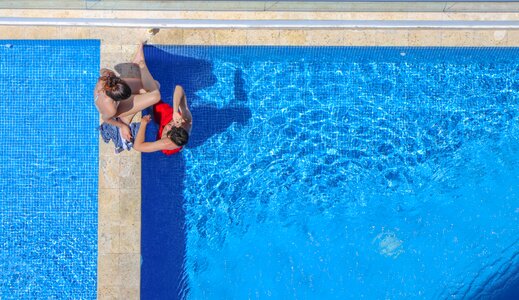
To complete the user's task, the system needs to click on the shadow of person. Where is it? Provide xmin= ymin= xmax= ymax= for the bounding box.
xmin=140 ymin=45 xmax=251 ymax=300
xmin=189 ymin=69 xmax=252 ymax=148
xmin=114 ymin=62 xmax=140 ymax=79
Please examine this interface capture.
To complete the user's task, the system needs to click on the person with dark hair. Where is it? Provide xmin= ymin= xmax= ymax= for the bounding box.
xmin=134 ymin=85 xmax=192 ymax=155
xmin=94 ymin=42 xmax=161 ymax=141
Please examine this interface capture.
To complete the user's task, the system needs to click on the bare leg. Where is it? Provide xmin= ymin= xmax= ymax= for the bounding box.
xmin=119 ymin=88 xmax=146 ymax=124
xmin=116 ymin=82 xmax=161 ymax=122
xmin=115 ymin=43 xmax=161 ymax=122
xmin=133 ymin=43 xmax=159 ymax=92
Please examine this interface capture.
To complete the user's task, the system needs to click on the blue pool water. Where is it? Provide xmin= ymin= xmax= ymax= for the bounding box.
xmin=0 ymin=40 xmax=99 ymax=299
xmin=142 ymin=46 xmax=519 ymax=299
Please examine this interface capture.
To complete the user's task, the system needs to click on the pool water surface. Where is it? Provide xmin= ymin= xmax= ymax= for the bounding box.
xmin=142 ymin=46 xmax=519 ymax=299
xmin=0 ymin=40 xmax=99 ymax=299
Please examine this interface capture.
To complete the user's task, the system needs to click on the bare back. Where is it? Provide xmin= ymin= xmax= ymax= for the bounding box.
xmin=94 ymin=81 xmax=118 ymax=121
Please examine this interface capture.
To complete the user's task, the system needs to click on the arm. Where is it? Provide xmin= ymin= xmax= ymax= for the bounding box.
xmin=172 ymin=85 xmax=192 ymax=125
xmin=99 ymin=101 xmax=133 ymax=140
xmin=103 ymin=115 xmax=129 ymax=129
xmin=178 ymin=88 xmax=193 ymax=134
xmin=103 ymin=116 xmax=132 ymax=141
xmin=133 ymin=115 xmax=173 ymax=153
xmin=179 ymin=88 xmax=192 ymax=123
xmin=173 ymin=85 xmax=183 ymax=113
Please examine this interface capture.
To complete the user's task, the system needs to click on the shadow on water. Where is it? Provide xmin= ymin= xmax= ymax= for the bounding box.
xmin=140 ymin=46 xmax=251 ymax=299
xmin=189 ymin=69 xmax=251 ymax=148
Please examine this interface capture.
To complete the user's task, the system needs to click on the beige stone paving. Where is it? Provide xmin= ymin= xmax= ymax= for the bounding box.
xmin=0 ymin=7 xmax=518 ymax=300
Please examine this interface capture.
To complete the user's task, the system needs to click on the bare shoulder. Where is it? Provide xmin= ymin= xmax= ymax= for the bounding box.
xmin=161 ymin=137 xmax=181 ymax=150
xmin=96 ymin=95 xmax=116 ymax=119
xmin=94 ymin=81 xmax=106 ymax=101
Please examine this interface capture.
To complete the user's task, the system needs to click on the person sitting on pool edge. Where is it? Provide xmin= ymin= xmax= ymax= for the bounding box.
xmin=94 ymin=42 xmax=161 ymax=141
xmin=134 ymin=85 xmax=192 ymax=155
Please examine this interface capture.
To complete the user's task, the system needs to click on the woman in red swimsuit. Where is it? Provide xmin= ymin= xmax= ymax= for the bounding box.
xmin=134 ymin=85 xmax=192 ymax=155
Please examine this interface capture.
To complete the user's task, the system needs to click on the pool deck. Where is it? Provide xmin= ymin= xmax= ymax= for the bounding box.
xmin=0 ymin=7 xmax=518 ymax=300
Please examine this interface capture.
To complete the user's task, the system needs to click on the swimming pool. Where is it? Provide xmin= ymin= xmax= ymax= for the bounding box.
xmin=142 ymin=46 xmax=519 ymax=299
xmin=0 ymin=40 xmax=99 ymax=299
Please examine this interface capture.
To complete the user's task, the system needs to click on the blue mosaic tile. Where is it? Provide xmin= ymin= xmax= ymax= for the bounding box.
xmin=142 ymin=45 xmax=519 ymax=299
xmin=0 ymin=40 xmax=99 ymax=299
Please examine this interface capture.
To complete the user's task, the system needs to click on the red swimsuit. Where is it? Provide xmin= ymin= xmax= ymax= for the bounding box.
xmin=153 ymin=100 xmax=183 ymax=155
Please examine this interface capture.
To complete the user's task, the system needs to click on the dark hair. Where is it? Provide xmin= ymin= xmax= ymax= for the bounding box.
xmin=167 ymin=127 xmax=189 ymax=146
xmin=100 ymin=73 xmax=132 ymax=101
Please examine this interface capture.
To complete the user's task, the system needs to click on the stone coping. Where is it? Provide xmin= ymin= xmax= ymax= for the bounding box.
xmin=1 ymin=26 xmax=518 ymax=46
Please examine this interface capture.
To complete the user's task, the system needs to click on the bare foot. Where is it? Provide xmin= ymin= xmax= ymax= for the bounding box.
xmin=132 ymin=28 xmax=160 ymax=64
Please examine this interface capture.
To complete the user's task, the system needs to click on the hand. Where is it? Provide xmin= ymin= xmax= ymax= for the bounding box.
xmin=141 ymin=115 xmax=151 ymax=124
xmin=173 ymin=112 xmax=184 ymax=126
xmin=120 ymin=124 xmax=132 ymax=141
